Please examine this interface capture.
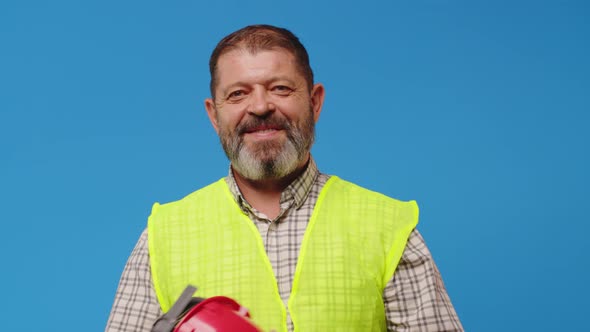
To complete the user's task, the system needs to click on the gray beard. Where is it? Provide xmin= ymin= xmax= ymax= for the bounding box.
xmin=230 ymin=136 xmax=303 ymax=180
xmin=218 ymin=111 xmax=314 ymax=180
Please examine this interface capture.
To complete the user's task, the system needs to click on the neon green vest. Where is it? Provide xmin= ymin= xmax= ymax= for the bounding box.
xmin=148 ymin=176 xmax=418 ymax=331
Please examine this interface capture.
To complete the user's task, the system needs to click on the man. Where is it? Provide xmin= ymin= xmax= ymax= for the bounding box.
xmin=106 ymin=25 xmax=463 ymax=332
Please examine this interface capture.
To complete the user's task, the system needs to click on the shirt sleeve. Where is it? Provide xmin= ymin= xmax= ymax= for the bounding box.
xmin=383 ymin=229 xmax=464 ymax=331
xmin=105 ymin=229 xmax=163 ymax=332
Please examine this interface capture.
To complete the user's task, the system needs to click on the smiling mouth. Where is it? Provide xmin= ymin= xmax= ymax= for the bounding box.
xmin=243 ymin=125 xmax=283 ymax=134
xmin=245 ymin=129 xmax=282 ymax=139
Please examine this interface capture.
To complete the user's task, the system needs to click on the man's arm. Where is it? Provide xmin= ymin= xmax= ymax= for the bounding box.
xmin=105 ymin=229 xmax=162 ymax=332
xmin=384 ymin=229 xmax=463 ymax=331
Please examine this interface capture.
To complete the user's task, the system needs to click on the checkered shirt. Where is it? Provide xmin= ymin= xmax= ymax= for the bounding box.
xmin=105 ymin=158 xmax=463 ymax=331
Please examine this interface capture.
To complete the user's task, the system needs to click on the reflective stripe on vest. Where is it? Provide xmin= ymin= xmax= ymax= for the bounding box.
xmin=148 ymin=176 xmax=418 ymax=331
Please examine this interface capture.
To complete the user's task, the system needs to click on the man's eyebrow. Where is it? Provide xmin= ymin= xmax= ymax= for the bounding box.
xmin=221 ymin=82 xmax=249 ymax=96
xmin=221 ymin=77 xmax=298 ymax=95
xmin=265 ymin=76 xmax=297 ymax=86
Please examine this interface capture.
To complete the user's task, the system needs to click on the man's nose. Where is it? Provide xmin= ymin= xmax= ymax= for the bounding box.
xmin=247 ymin=88 xmax=275 ymax=116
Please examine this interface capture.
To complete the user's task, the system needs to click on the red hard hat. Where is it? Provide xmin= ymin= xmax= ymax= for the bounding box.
xmin=174 ymin=296 xmax=262 ymax=332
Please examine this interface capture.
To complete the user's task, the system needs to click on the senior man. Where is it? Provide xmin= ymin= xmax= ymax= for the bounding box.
xmin=106 ymin=24 xmax=463 ymax=332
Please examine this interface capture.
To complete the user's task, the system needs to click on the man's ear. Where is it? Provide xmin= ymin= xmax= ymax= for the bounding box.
xmin=310 ymin=83 xmax=325 ymax=123
xmin=204 ymin=98 xmax=219 ymax=134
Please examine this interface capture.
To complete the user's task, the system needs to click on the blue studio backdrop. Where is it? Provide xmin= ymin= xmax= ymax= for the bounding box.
xmin=1 ymin=1 xmax=588 ymax=331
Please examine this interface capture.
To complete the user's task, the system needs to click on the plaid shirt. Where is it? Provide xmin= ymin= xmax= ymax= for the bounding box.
xmin=105 ymin=159 xmax=463 ymax=331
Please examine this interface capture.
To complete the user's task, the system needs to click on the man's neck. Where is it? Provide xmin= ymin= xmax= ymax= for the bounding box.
xmin=232 ymin=156 xmax=309 ymax=220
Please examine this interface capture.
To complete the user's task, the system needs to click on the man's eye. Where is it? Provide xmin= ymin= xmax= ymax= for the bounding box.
xmin=272 ymin=85 xmax=292 ymax=95
xmin=228 ymin=90 xmax=246 ymax=100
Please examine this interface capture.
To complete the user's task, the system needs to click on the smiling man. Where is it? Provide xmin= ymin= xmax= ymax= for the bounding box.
xmin=106 ymin=25 xmax=463 ymax=332
xmin=205 ymin=46 xmax=322 ymax=219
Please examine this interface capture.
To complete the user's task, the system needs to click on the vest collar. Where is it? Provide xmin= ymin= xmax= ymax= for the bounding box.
xmin=225 ymin=157 xmax=320 ymax=215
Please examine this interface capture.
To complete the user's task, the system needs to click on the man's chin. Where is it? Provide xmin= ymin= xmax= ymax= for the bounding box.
xmin=232 ymin=152 xmax=301 ymax=181
xmin=242 ymin=145 xmax=285 ymax=162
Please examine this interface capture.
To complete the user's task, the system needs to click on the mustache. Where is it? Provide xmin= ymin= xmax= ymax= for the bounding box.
xmin=236 ymin=115 xmax=291 ymax=135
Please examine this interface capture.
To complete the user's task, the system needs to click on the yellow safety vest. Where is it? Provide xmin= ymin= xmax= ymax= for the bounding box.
xmin=148 ymin=176 xmax=418 ymax=331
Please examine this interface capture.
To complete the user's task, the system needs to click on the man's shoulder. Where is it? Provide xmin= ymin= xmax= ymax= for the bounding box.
xmin=327 ymin=176 xmax=416 ymax=205
xmin=149 ymin=178 xmax=227 ymax=216
xmin=182 ymin=178 xmax=228 ymax=200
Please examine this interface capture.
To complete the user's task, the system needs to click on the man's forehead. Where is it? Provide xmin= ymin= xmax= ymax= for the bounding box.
xmin=215 ymin=48 xmax=299 ymax=84
xmin=217 ymin=47 xmax=296 ymax=65
xmin=211 ymin=45 xmax=310 ymax=97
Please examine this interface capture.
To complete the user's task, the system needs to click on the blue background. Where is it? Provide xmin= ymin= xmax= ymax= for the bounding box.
xmin=1 ymin=1 xmax=588 ymax=331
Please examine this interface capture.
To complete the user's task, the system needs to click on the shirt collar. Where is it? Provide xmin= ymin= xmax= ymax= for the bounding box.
xmin=225 ymin=156 xmax=319 ymax=212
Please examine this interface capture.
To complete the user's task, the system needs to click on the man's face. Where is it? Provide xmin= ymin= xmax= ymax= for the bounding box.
xmin=205 ymin=48 xmax=324 ymax=180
